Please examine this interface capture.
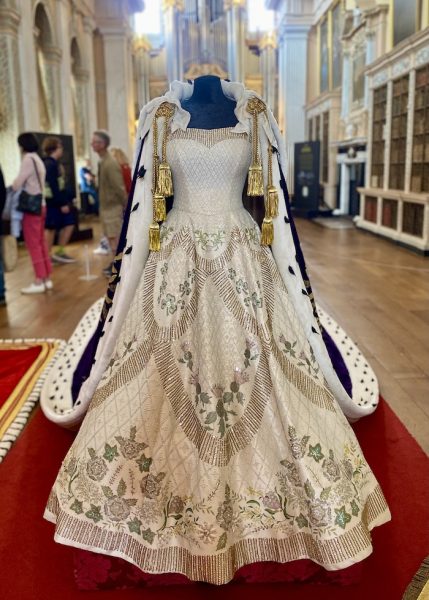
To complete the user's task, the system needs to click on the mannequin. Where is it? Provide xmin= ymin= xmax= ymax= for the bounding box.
xmin=181 ymin=75 xmax=238 ymax=129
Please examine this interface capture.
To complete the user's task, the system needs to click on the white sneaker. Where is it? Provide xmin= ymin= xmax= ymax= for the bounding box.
xmin=21 ymin=282 xmax=46 ymax=295
xmin=44 ymin=279 xmax=54 ymax=290
xmin=93 ymin=245 xmax=109 ymax=255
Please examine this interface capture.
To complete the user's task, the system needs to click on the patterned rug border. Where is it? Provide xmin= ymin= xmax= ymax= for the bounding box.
xmin=403 ymin=556 xmax=429 ymax=600
xmin=0 ymin=338 xmax=66 ymax=464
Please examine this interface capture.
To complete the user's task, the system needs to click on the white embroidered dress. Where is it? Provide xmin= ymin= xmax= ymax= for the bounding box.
xmin=45 ymin=120 xmax=390 ymax=584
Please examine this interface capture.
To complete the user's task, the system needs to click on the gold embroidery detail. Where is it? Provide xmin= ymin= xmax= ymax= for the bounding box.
xmin=168 ymin=127 xmax=247 ymax=148
xmin=46 ymin=485 xmax=389 ymax=586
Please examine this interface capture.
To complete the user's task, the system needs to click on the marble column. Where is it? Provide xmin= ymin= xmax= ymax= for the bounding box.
xmin=100 ymin=26 xmax=135 ymax=157
xmin=162 ymin=0 xmax=184 ymax=83
xmin=259 ymin=32 xmax=277 ymax=112
xmin=0 ymin=4 xmax=24 ymax=182
xmin=225 ymin=0 xmax=245 ymax=82
xmin=277 ymin=22 xmax=311 ymax=195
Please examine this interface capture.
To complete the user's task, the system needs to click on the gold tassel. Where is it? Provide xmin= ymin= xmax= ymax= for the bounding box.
xmin=247 ymin=97 xmax=266 ymax=197
xmin=149 ymin=222 xmax=161 ymax=252
xmin=261 ymin=217 xmax=274 ymax=246
xmin=267 ymin=185 xmax=279 ymax=218
xmin=247 ymin=164 xmax=264 ymax=196
xmin=157 ymin=162 xmax=173 ymax=197
xmin=154 ymin=192 xmax=166 ymax=222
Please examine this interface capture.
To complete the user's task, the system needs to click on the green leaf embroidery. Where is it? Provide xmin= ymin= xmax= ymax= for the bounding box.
xmin=136 ymin=455 xmax=152 ymax=473
xmin=129 ymin=426 xmax=137 ymax=441
xmin=117 ymin=479 xmax=126 ymax=497
xmin=308 ymin=443 xmax=324 ymax=462
xmin=70 ymin=499 xmax=83 ymax=514
xmin=102 ymin=485 xmax=114 ymax=499
xmin=335 ymin=506 xmax=352 ymax=529
xmin=304 ymin=479 xmax=316 ymax=499
xmin=223 ymin=392 xmax=233 ymax=403
xmin=127 ymin=518 xmax=142 ymax=534
xmin=88 ymin=448 xmax=96 ymax=460
xmin=295 ymin=514 xmax=309 ymax=529
xmin=199 ymin=392 xmax=211 ymax=404
xmin=350 ymin=500 xmax=359 ymax=517
xmin=85 ymin=505 xmax=102 ymax=523
xmin=142 ymin=528 xmax=155 ymax=544
xmin=103 ymin=443 xmax=119 ymax=462
xmin=205 ymin=411 xmax=218 ymax=425
xmin=216 ymin=532 xmax=228 ymax=551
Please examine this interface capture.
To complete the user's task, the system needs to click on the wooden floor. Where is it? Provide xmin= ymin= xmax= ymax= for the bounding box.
xmin=1 ymin=216 xmax=428 ymax=454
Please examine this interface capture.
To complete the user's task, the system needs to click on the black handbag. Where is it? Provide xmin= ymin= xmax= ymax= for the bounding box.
xmin=17 ymin=157 xmax=43 ymax=215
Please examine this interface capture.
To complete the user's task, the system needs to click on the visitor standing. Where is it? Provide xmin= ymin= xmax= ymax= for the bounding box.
xmin=12 ymin=133 xmax=52 ymax=294
xmin=42 ymin=136 xmax=77 ymax=264
xmin=91 ymin=130 xmax=127 ymax=277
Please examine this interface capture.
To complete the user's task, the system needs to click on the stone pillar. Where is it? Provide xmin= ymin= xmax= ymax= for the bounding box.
xmin=16 ymin=0 xmax=39 ymax=132
xmin=73 ymin=69 xmax=91 ymax=159
xmin=0 ymin=4 xmax=24 ymax=182
xmin=134 ymin=38 xmax=151 ymax=109
xmin=365 ymin=29 xmax=376 ymax=107
xmin=336 ymin=159 xmax=350 ymax=215
xmin=341 ymin=49 xmax=350 ymax=119
xmin=162 ymin=0 xmax=184 ymax=82
xmin=277 ymin=22 xmax=311 ymax=195
xmin=99 ymin=26 xmax=135 ymax=157
xmin=259 ymin=32 xmax=277 ymax=111
xmin=225 ymin=0 xmax=245 ymax=82
xmin=55 ymin=0 xmax=73 ymax=133
xmin=41 ymin=45 xmax=63 ymax=133
xmin=82 ymin=16 xmax=98 ymax=152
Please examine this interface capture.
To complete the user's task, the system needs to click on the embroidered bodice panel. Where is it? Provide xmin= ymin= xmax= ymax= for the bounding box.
xmin=167 ymin=127 xmax=250 ymax=216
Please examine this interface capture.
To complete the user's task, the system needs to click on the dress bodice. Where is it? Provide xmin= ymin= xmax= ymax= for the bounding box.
xmin=167 ymin=127 xmax=251 ymax=216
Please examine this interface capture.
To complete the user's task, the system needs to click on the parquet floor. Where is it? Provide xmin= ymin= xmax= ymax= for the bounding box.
xmin=1 ymin=216 xmax=428 ymax=453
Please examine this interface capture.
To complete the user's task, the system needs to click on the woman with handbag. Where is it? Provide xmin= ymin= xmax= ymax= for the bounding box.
xmin=12 ymin=132 xmax=53 ymax=294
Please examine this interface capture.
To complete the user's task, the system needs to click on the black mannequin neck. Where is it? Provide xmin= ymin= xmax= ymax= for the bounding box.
xmin=182 ymin=75 xmax=238 ymax=130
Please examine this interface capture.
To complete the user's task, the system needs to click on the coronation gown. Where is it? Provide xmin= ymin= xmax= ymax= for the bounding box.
xmin=45 ymin=125 xmax=390 ymax=585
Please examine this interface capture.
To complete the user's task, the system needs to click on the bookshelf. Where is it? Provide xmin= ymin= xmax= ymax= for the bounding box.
xmin=389 ymin=75 xmax=409 ymax=190
xmin=411 ymin=64 xmax=429 ymax=193
xmin=371 ymin=85 xmax=387 ymax=188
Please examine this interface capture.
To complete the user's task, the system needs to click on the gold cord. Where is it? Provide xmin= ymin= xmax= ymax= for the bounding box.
xmin=149 ymin=102 xmax=175 ymax=251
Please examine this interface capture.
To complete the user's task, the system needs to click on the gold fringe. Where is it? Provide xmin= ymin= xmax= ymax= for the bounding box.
xmin=157 ymin=163 xmax=173 ymax=197
xmin=154 ymin=193 xmax=166 ymax=222
xmin=247 ymin=164 xmax=264 ymax=196
xmin=261 ymin=217 xmax=274 ymax=246
xmin=149 ymin=222 xmax=161 ymax=252
xmin=267 ymin=185 xmax=279 ymax=217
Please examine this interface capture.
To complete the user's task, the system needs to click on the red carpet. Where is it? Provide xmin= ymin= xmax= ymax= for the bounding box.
xmin=0 ymin=341 xmax=61 ymax=463
xmin=0 ymin=398 xmax=428 ymax=600
xmin=0 ymin=346 xmax=43 ymax=408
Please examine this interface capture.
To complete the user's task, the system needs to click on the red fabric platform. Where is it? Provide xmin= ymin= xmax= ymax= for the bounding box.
xmin=0 ymin=346 xmax=43 ymax=409
xmin=0 ymin=398 xmax=428 ymax=600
